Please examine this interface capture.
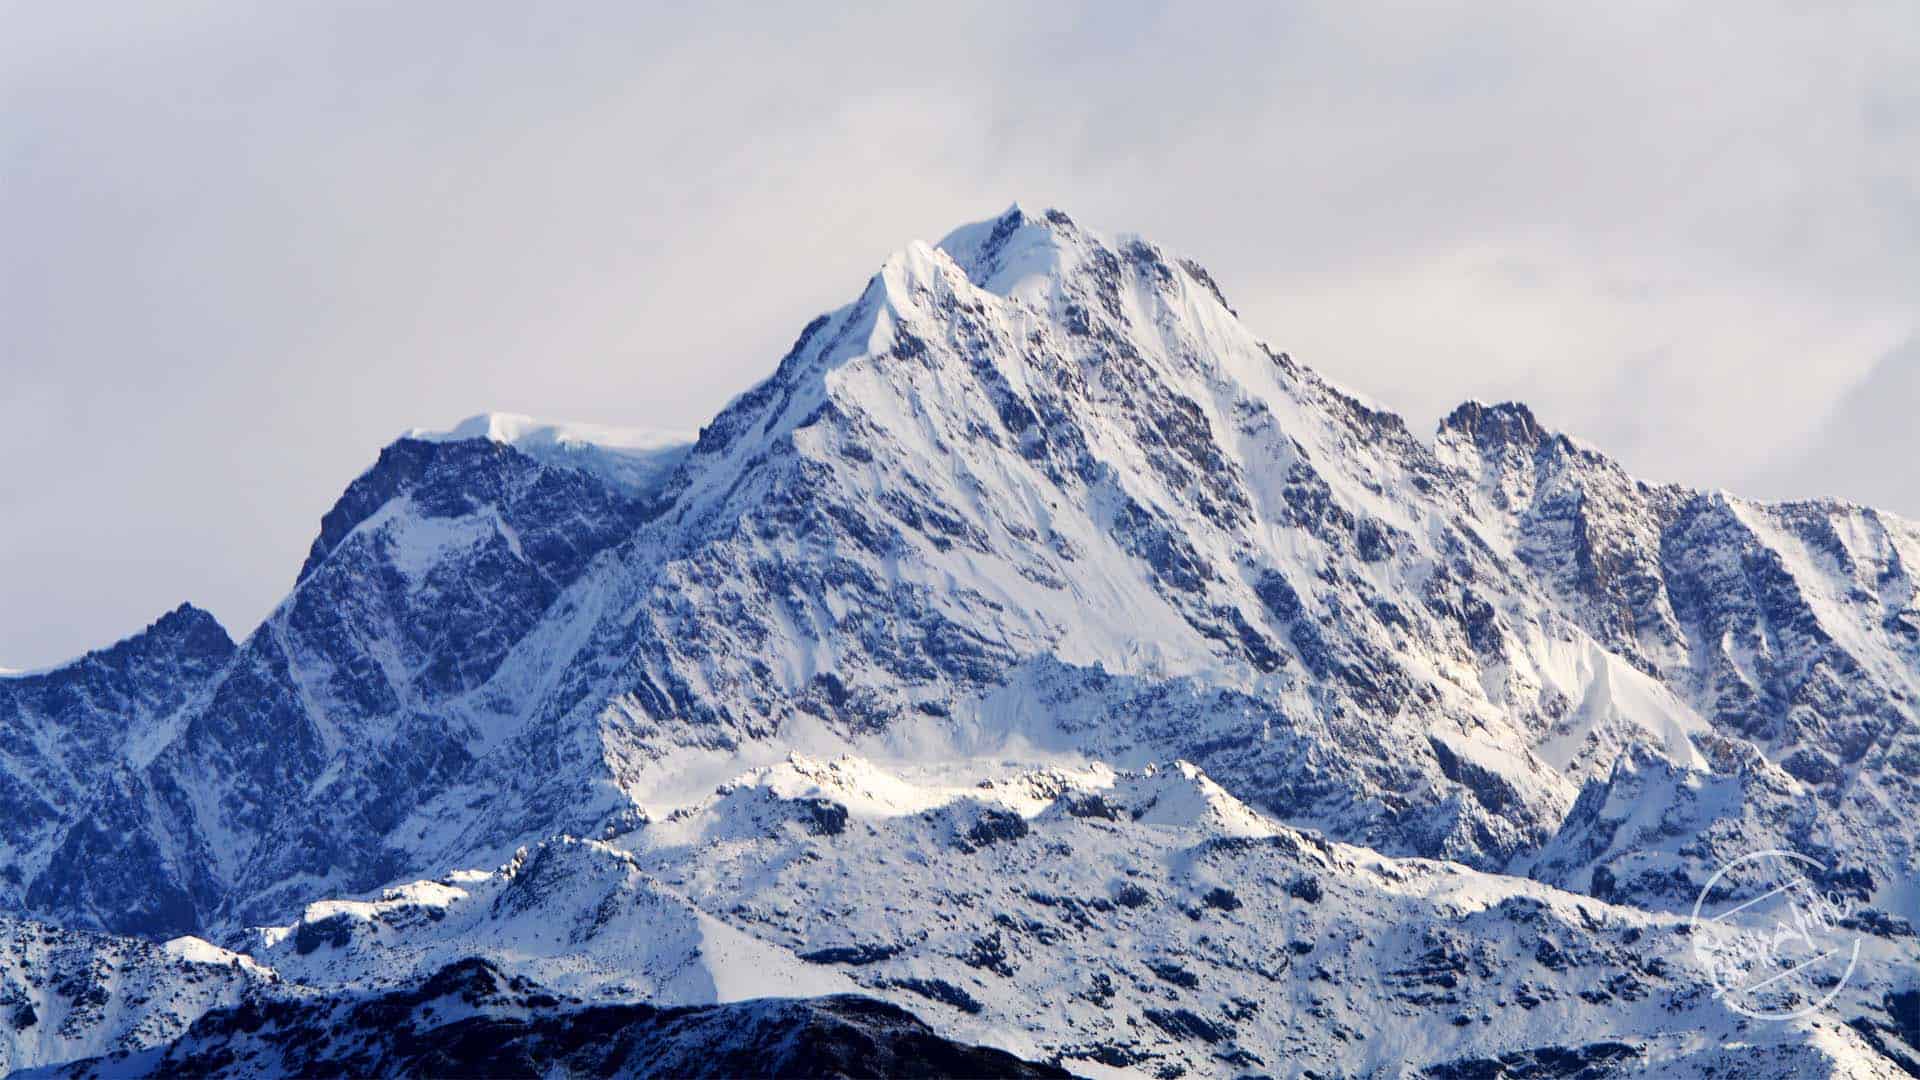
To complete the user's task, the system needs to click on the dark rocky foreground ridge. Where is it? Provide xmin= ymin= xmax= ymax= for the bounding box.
xmin=22 ymin=958 xmax=1074 ymax=1079
xmin=3 ymin=205 xmax=1918 ymax=1076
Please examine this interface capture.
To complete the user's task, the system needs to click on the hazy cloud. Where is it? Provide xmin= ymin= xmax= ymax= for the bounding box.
xmin=3 ymin=1 xmax=1916 ymax=666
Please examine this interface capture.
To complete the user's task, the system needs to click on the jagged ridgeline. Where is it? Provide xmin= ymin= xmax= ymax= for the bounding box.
xmin=3 ymin=207 xmax=1918 ymax=1077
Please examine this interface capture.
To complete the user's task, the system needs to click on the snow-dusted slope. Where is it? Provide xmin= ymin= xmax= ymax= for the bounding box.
xmin=0 ymin=917 xmax=269 ymax=1075
xmin=240 ymin=837 xmax=858 ymax=1006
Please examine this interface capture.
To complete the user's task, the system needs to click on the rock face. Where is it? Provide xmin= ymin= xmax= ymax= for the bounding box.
xmin=4 ymin=205 xmax=1920 ymax=1074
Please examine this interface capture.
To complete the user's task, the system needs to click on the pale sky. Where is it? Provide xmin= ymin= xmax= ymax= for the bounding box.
xmin=4 ymin=2 xmax=1917 ymax=669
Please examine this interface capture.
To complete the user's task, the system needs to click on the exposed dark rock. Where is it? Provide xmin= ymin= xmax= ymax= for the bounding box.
xmin=1202 ymin=886 xmax=1241 ymax=912
xmin=887 ymin=977 xmax=984 ymax=1015
xmin=798 ymin=942 xmax=903 ymax=966
xmin=1421 ymin=1040 xmax=1643 ymax=1078
xmin=965 ymin=808 xmax=1031 ymax=847
xmin=1143 ymin=1007 xmax=1230 ymax=1045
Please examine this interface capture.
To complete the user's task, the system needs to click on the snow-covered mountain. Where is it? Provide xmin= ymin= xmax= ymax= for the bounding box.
xmin=4 ymin=205 xmax=1919 ymax=1075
